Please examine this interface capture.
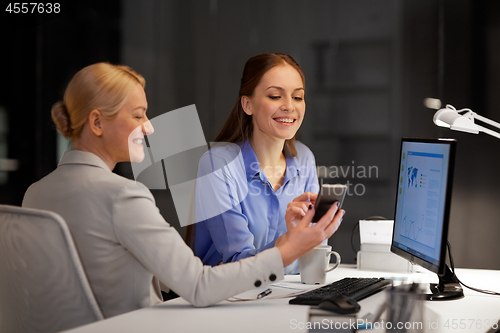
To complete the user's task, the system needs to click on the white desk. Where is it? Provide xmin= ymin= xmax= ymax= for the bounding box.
xmin=65 ymin=265 xmax=500 ymax=333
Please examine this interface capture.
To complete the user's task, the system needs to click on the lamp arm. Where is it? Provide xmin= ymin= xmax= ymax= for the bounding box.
xmin=473 ymin=113 xmax=500 ymax=130
xmin=439 ymin=105 xmax=500 ymax=139
xmin=476 ymin=124 xmax=500 ymax=139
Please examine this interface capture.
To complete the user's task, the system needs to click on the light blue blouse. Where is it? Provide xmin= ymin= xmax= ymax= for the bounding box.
xmin=193 ymin=140 xmax=319 ymax=274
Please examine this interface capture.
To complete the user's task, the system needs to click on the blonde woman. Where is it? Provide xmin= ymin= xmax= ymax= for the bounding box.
xmin=22 ymin=63 xmax=344 ymax=318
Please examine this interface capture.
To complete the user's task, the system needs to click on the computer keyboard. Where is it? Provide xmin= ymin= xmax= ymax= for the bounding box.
xmin=289 ymin=277 xmax=393 ymax=305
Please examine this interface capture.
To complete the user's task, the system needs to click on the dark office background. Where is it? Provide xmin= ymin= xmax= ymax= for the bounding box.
xmin=1 ymin=0 xmax=499 ymax=270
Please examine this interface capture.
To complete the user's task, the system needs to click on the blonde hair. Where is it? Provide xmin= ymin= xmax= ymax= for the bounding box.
xmin=51 ymin=63 xmax=145 ymax=139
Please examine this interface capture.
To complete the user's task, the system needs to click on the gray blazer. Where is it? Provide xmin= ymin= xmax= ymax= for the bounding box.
xmin=23 ymin=151 xmax=284 ymax=318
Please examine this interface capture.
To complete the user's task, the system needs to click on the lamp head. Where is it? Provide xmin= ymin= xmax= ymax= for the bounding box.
xmin=433 ymin=105 xmax=479 ymax=134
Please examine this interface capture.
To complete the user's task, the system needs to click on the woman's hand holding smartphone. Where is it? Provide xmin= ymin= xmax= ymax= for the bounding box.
xmin=312 ymin=184 xmax=347 ymax=222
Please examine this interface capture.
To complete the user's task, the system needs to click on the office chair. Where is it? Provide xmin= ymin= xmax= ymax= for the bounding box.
xmin=0 ymin=205 xmax=104 ymax=333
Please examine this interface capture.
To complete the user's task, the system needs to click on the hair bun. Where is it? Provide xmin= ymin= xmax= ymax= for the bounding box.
xmin=51 ymin=101 xmax=73 ymax=139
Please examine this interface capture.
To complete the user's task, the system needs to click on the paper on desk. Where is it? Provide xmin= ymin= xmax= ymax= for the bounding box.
xmin=227 ymin=281 xmax=323 ymax=302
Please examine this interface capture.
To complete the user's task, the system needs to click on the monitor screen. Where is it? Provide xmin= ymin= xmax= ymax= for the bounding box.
xmin=391 ymin=138 xmax=456 ymax=275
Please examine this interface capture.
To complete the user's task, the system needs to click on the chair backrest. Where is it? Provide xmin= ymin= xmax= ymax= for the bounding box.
xmin=0 ymin=205 xmax=104 ymax=333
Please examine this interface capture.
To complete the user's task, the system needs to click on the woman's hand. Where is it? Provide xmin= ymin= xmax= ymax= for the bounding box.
xmin=275 ymin=192 xmax=317 ymax=248
xmin=276 ymin=201 xmax=344 ymax=267
xmin=284 ymin=192 xmax=318 ymax=228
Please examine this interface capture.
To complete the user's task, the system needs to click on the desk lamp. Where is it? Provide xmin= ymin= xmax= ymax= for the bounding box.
xmin=433 ymin=104 xmax=500 ymax=139
xmin=431 ymin=104 xmax=500 ymax=299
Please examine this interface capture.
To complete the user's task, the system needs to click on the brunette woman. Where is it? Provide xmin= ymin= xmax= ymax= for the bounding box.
xmin=193 ymin=54 xmax=343 ymax=273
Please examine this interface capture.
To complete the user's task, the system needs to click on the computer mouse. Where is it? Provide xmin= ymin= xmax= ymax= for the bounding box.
xmin=318 ymin=295 xmax=361 ymax=315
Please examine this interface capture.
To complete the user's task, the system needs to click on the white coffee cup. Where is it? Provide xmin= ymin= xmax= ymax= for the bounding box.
xmin=298 ymin=245 xmax=341 ymax=284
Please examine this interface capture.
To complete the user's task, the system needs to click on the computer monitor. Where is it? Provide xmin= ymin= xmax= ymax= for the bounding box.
xmin=391 ymin=138 xmax=464 ymax=300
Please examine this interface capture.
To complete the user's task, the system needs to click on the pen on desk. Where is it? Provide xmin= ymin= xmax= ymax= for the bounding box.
xmin=257 ymin=288 xmax=272 ymax=299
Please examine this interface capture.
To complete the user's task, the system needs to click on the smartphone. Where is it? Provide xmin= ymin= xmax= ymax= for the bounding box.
xmin=312 ymin=184 xmax=347 ymax=222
